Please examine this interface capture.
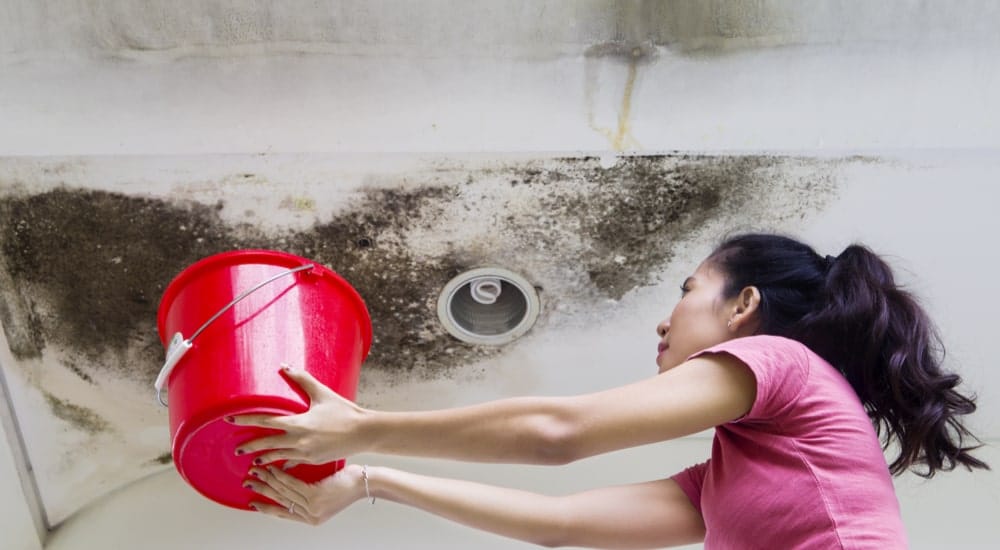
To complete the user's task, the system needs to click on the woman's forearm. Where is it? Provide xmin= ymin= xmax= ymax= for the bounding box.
xmin=361 ymin=355 xmax=754 ymax=465
xmin=363 ymin=396 xmax=579 ymax=465
xmin=369 ymin=466 xmax=571 ymax=547
xmin=246 ymin=464 xmax=703 ymax=548
xmin=366 ymin=467 xmax=706 ymax=549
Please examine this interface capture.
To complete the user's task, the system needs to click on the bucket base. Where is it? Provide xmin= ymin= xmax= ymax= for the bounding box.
xmin=173 ymin=399 xmax=341 ymax=510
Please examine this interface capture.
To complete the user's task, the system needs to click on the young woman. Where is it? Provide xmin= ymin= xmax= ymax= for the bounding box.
xmin=231 ymin=233 xmax=988 ymax=548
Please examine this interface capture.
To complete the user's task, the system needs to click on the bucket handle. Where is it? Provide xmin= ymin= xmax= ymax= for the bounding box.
xmin=154 ymin=263 xmax=316 ymax=407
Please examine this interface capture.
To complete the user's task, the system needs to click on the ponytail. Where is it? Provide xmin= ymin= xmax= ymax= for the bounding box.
xmin=709 ymin=234 xmax=988 ymax=477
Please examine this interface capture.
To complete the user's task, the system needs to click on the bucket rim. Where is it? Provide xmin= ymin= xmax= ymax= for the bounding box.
xmin=156 ymin=249 xmax=372 ymax=357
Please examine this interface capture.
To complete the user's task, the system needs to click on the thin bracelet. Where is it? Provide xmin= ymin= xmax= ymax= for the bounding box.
xmin=362 ymin=464 xmax=375 ymax=505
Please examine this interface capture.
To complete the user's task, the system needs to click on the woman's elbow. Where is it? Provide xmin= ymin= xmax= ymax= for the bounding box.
xmin=531 ymin=417 xmax=582 ymax=465
xmin=535 ymin=536 xmax=569 ymax=548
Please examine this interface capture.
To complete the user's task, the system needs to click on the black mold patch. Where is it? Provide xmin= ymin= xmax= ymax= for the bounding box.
xmin=150 ymin=452 xmax=173 ymax=465
xmin=0 ymin=188 xmax=243 ymax=382
xmin=43 ymin=392 xmax=111 ymax=434
xmin=558 ymin=155 xmax=777 ymax=298
xmin=282 ymin=186 xmax=500 ymax=374
xmin=0 ymin=283 xmax=44 ymax=359
xmin=0 ymin=185 xmax=494 ymax=382
xmin=61 ymin=359 xmax=95 ymax=385
xmin=0 ymin=155 xmax=838 ymax=388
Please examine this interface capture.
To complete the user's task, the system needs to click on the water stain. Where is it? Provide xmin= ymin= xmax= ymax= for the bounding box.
xmin=583 ymin=41 xmax=652 ymax=150
xmin=0 ymin=155 xmax=838 ymax=391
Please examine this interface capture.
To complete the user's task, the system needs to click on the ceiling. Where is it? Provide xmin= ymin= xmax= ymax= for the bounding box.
xmin=2 ymin=2 xmax=999 ymax=547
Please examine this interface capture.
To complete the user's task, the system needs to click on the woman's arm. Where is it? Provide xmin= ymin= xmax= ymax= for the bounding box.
xmin=232 ymin=353 xmax=755 ymax=466
xmin=247 ymin=464 xmax=706 ymax=549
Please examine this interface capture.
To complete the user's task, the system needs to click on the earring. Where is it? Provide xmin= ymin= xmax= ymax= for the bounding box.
xmin=727 ymin=319 xmax=733 ymax=328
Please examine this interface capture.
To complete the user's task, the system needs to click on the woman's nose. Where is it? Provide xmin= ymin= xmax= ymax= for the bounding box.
xmin=656 ymin=319 xmax=670 ymax=338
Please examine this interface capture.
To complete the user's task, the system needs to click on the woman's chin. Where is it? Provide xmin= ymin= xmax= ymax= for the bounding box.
xmin=656 ymin=354 xmax=675 ymax=373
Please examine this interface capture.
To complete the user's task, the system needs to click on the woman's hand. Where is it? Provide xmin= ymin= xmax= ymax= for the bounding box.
xmin=244 ymin=464 xmax=366 ymax=525
xmin=228 ymin=366 xmax=372 ymax=466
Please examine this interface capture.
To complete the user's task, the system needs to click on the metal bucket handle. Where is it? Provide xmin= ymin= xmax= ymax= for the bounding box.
xmin=154 ymin=263 xmax=315 ymax=407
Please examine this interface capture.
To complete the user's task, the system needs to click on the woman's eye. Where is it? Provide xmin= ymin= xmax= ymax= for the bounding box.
xmin=679 ymin=285 xmax=690 ymax=296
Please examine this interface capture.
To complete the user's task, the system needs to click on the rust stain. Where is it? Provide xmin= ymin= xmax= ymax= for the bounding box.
xmin=585 ymin=44 xmax=646 ymax=152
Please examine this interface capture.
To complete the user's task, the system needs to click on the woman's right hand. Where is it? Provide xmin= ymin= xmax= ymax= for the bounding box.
xmin=229 ymin=366 xmax=373 ymax=466
xmin=244 ymin=463 xmax=366 ymax=525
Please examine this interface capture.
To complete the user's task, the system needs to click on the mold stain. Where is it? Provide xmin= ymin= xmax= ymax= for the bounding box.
xmin=552 ymin=155 xmax=775 ymax=298
xmin=43 ymin=392 xmax=111 ymax=435
xmin=150 ymin=452 xmax=173 ymax=465
xmin=61 ymin=360 xmax=95 ymax=385
xmin=282 ymin=185 xmax=501 ymax=375
xmin=0 ymin=188 xmax=242 ymax=382
xmin=0 ymin=155 xmax=840 ymax=392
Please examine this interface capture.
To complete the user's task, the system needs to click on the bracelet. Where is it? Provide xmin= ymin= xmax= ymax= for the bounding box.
xmin=362 ymin=464 xmax=375 ymax=505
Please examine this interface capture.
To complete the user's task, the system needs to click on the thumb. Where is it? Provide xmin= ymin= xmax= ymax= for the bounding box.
xmin=281 ymin=365 xmax=333 ymax=401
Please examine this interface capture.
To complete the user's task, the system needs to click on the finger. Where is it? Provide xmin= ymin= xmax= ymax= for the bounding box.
xmin=264 ymin=465 xmax=312 ymax=493
xmin=281 ymin=367 xmax=334 ymax=402
xmin=225 ymin=413 xmax=290 ymax=429
xmin=249 ymin=449 xmax=312 ymax=467
xmin=251 ymin=466 xmax=308 ymax=498
xmin=243 ymin=479 xmax=306 ymax=513
xmin=234 ymin=434 xmax=295 ymax=456
xmin=249 ymin=501 xmax=311 ymax=524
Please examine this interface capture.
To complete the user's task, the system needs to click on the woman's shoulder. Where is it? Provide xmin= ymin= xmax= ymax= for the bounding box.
xmin=706 ymin=334 xmax=812 ymax=363
xmin=697 ymin=335 xmax=818 ymax=402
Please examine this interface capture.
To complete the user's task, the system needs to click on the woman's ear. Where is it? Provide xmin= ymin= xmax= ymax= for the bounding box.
xmin=730 ymin=286 xmax=761 ymax=332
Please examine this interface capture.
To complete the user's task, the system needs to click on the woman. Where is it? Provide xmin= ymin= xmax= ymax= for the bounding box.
xmin=230 ymin=233 xmax=988 ymax=548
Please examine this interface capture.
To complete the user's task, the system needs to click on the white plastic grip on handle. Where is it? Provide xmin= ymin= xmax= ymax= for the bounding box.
xmin=155 ymin=332 xmax=192 ymax=407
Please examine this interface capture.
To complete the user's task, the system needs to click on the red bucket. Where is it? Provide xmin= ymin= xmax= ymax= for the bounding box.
xmin=155 ymin=250 xmax=371 ymax=510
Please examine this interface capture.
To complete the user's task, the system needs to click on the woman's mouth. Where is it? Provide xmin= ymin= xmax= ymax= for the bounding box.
xmin=657 ymin=342 xmax=669 ymax=354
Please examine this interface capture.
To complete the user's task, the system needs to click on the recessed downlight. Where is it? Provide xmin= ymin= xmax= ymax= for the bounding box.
xmin=437 ymin=268 xmax=540 ymax=345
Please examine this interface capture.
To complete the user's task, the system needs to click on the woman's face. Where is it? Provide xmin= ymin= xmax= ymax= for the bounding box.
xmin=655 ymin=261 xmax=739 ymax=373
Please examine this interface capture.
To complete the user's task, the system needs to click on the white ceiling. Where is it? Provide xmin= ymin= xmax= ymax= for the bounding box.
xmin=2 ymin=2 xmax=999 ymax=549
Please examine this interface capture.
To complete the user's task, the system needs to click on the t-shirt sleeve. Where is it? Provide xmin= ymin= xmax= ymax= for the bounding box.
xmin=671 ymin=460 xmax=709 ymax=514
xmin=688 ymin=335 xmax=810 ymax=423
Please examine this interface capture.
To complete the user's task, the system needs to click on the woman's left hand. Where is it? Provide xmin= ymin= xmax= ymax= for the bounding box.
xmin=244 ymin=463 xmax=366 ymax=525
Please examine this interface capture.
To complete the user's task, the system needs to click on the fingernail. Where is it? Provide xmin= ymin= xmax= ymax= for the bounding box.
xmin=224 ymin=416 xmax=234 ymax=423
xmin=243 ymin=483 xmax=252 ymax=489
xmin=249 ymin=470 xmax=260 ymax=478
xmin=253 ymin=458 xmax=263 ymax=465
xmin=235 ymin=448 xmax=245 ymax=456
xmin=249 ymin=504 xmax=258 ymax=511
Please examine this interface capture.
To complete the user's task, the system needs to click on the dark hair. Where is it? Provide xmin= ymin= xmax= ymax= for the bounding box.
xmin=708 ymin=233 xmax=988 ymax=477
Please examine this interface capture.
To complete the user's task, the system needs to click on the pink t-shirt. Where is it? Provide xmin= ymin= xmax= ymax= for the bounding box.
xmin=671 ymin=335 xmax=907 ymax=549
